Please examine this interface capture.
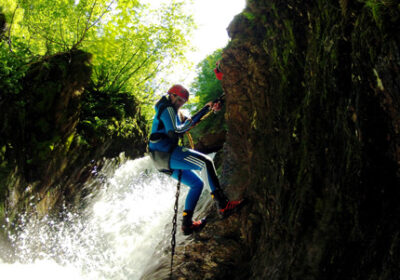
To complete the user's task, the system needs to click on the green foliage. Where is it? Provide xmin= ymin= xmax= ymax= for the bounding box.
xmin=189 ymin=49 xmax=225 ymax=138
xmin=84 ymin=1 xmax=194 ymax=107
xmin=361 ymin=0 xmax=400 ymax=29
xmin=0 ymin=41 xmax=29 ymax=95
xmin=0 ymin=0 xmax=194 ymax=160
xmin=2 ymin=0 xmax=194 ymax=110
xmin=0 ymin=1 xmax=199 ymax=224
xmin=0 ymin=37 xmax=31 ymax=189
xmin=243 ymin=11 xmax=255 ymax=21
xmin=364 ymin=0 xmax=385 ymax=28
xmin=0 ymin=0 xmax=197 ymax=209
xmin=78 ymin=86 xmax=147 ymax=148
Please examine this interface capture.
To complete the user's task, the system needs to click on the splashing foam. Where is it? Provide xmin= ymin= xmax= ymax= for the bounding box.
xmin=1 ymin=156 xmax=187 ymax=280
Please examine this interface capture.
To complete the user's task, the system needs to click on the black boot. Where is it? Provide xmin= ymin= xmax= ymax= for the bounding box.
xmin=181 ymin=210 xmax=206 ymax=235
xmin=211 ymin=188 xmax=229 ymax=210
xmin=211 ymin=188 xmax=245 ymax=218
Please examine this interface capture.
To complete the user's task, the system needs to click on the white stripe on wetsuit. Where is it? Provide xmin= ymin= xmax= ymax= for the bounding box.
xmin=166 ymin=107 xmax=176 ymax=129
xmin=166 ymin=107 xmax=192 ymax=133
xmin=184 ymin=156 xmax=205 ymax=169
xmin=184 ymin=155 xmax=211 ymax=190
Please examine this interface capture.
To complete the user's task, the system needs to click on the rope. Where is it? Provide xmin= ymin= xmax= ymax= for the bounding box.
xmin=185 ymin=131 xmax=195 ymax=149
xmin=200 ymin=109 xmax=214 ymax=122
xmin=183 ymin=98 xmax=222 ymax=150
xmin=170 ymin=170 xmax=182 ymax=279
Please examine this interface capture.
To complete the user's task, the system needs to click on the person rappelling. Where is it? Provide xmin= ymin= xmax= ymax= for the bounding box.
xmin=148 ymin=84 xmax=244 ymax=235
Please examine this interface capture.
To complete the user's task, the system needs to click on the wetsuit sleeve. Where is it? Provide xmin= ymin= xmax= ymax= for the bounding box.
xmin=191 ymin=105 xmax=211 ymax=126
xmin=160 ymin=105 xmax=193 ymax=135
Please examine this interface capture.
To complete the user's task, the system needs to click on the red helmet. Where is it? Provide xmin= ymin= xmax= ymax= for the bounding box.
xmin=168 ymin=84 xmax=189 ymax=101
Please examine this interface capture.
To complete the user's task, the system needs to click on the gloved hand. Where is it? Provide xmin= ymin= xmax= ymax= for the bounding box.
xmin=211 ymin=101 xmax=222 ymax=112
xmin=205 ymin=100 xmax=222 ymax=113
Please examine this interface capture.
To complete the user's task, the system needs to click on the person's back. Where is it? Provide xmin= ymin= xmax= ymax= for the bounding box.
xmin=149 ymin=95 xmax=180 ymax=153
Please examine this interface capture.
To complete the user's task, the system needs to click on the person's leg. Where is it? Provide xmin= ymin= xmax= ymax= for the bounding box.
xmin=170 ymin=169 xmax=206 ymax=235
xmin=170 ymin=146 xmax=245 ymax=222
xmin=170 ymin=146 xmax=220 ymax=192
xmin=171 ymin=169 xmax=203 ymax=211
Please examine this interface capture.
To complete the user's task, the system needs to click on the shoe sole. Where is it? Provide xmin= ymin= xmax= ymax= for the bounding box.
xmin=219 ymin=198 xmax=248 ymax=219
xmin=182 ymin=218 xmax=207 ymax=235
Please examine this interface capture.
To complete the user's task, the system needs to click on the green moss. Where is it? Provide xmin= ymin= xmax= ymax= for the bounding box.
xmin=243 ymin=11 xmax=255 ymax=21
xmin=365 ymin=0 xmax=385 ymax=28
xmin=64 ymin=131 xmax=75 ymax=154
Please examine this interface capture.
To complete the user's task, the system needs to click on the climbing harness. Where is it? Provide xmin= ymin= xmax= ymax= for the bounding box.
xmin=185 ymin=131 xmax=195 ymax=149
xmin=170 ymin=170 xmax=182 ymax=279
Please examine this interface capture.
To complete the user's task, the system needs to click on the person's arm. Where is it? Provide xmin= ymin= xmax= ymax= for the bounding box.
xmin=191 ymin=104 xmax=211 ymax=126
xmin=191 ymin=99 xmax=223 ymax=126
xmin=159 ymin=106 xmax=193 ymax=137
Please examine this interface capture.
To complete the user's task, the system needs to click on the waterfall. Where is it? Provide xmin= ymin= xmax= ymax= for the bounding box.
xmin=0 ymin=155 xmax=204 ymax=280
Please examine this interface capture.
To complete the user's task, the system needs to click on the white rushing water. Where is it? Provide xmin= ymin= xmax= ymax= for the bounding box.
xmin=0 ymin=156 xmax=192 ymax=280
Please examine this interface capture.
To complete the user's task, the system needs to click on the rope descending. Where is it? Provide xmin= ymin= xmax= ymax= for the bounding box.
xmin=170 ymin=170 xmax=182 ymax=279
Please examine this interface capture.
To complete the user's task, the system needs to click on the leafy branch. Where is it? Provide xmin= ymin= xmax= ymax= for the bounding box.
xmin=6 ymin=4 xmax=19 ymax=53
xmin=71 ymin=0 xmax=116 ymax=50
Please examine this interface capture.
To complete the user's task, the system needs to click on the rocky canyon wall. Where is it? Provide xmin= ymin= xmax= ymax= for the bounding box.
xmin=221 ymin=0 xmax=400 ymax=279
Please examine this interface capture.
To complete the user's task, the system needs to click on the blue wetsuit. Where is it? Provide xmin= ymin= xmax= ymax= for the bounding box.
xmin=149 ymin=95 xmax=220 ymax=211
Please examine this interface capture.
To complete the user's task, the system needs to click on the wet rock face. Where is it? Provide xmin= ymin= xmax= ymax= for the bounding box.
xmin=142 ymin=2 xmax=400 ymax=279
xmin=156 ymin=1 xmax=400 ymax=279
xmin=0 ymin=50 xmax=95 ymax=222
xmin=21 ymin=50 xmax=93 ymax=182
xmin=141 ymin=202 xmax=251 ymax=280
xmin=194 ymin=131 xmax=226 ymax=154
xmin=1 ymin=49 xmax=148 ymax=224
xmin=219 ymin=1 xmax=400 ymax=279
